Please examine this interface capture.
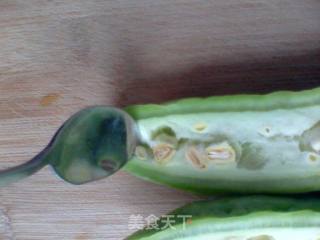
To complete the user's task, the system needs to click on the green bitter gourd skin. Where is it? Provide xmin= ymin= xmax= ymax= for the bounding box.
xmin=1 ymin=87 xmax=320 ymax=194
xmin=127 ymin=195 xmax=320 ymax=240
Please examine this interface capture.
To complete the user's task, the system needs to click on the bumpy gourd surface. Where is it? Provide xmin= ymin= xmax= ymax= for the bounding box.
xmin=127 ymin=196 xmax=320 ymax=240
xmin=125 ymin=88 xmax=320 ymax=193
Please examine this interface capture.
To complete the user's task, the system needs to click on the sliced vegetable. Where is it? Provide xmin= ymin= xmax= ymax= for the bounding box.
xmin=127 ymin=195 xmax=320 ymax=240
xmin=124 ymin=87 xmax=320 ymax=194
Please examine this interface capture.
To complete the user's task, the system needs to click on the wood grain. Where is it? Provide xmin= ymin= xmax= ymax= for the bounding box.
xmin=0 ymin=0 xmax=319 ymax=239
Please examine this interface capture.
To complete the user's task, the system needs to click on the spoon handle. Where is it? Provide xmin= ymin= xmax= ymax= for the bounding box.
xmin=0 ymin=122 xmax=64 ymax=186
xmin=0 ymin=149 xmax=49 ymax=187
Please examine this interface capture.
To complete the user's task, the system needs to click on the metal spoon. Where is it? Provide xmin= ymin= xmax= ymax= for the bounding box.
xmin=0 ymin=106 xmax=139 ymax=186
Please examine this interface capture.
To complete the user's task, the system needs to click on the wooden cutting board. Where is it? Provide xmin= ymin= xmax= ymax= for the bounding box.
xmin=0 ymin=1 xmax=319 ymax=239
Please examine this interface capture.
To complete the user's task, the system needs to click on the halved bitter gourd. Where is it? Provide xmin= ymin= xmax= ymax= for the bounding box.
xmin=124 ymin=87 xmax=320 ymax=194
xmin=127 ymin=195 xmax=320 ymax=240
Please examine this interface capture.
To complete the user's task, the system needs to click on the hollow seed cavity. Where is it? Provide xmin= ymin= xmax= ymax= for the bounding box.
xmin=259 ymin=126 xmax=273 ymax=137
xmin=193 ymin=122 xmax=208 ymax=133
xmin=206 ymin=141 xmax=236 ymax=164
xmin=135 ymin=146 xmax=148 ymax=160
xmin=307 ymin=153 xmax=320 ymax=164
xmin=185 ymin=146 xmax=207 ymax=169
xmin=153 ymin=143 xmax=176 ymax=165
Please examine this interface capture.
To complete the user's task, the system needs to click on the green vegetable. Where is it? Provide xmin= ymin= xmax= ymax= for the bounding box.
xmin=127 ymin=195 xmax=320 ymax=240
xmin=1 ymin=87 xmax=320 ymax=194
xmin=124 ymin=87 xmax=320 ymax=194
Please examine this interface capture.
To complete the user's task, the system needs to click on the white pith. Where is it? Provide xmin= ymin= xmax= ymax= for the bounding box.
xmin=134 ymin=105 xmax=320 ymax=181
